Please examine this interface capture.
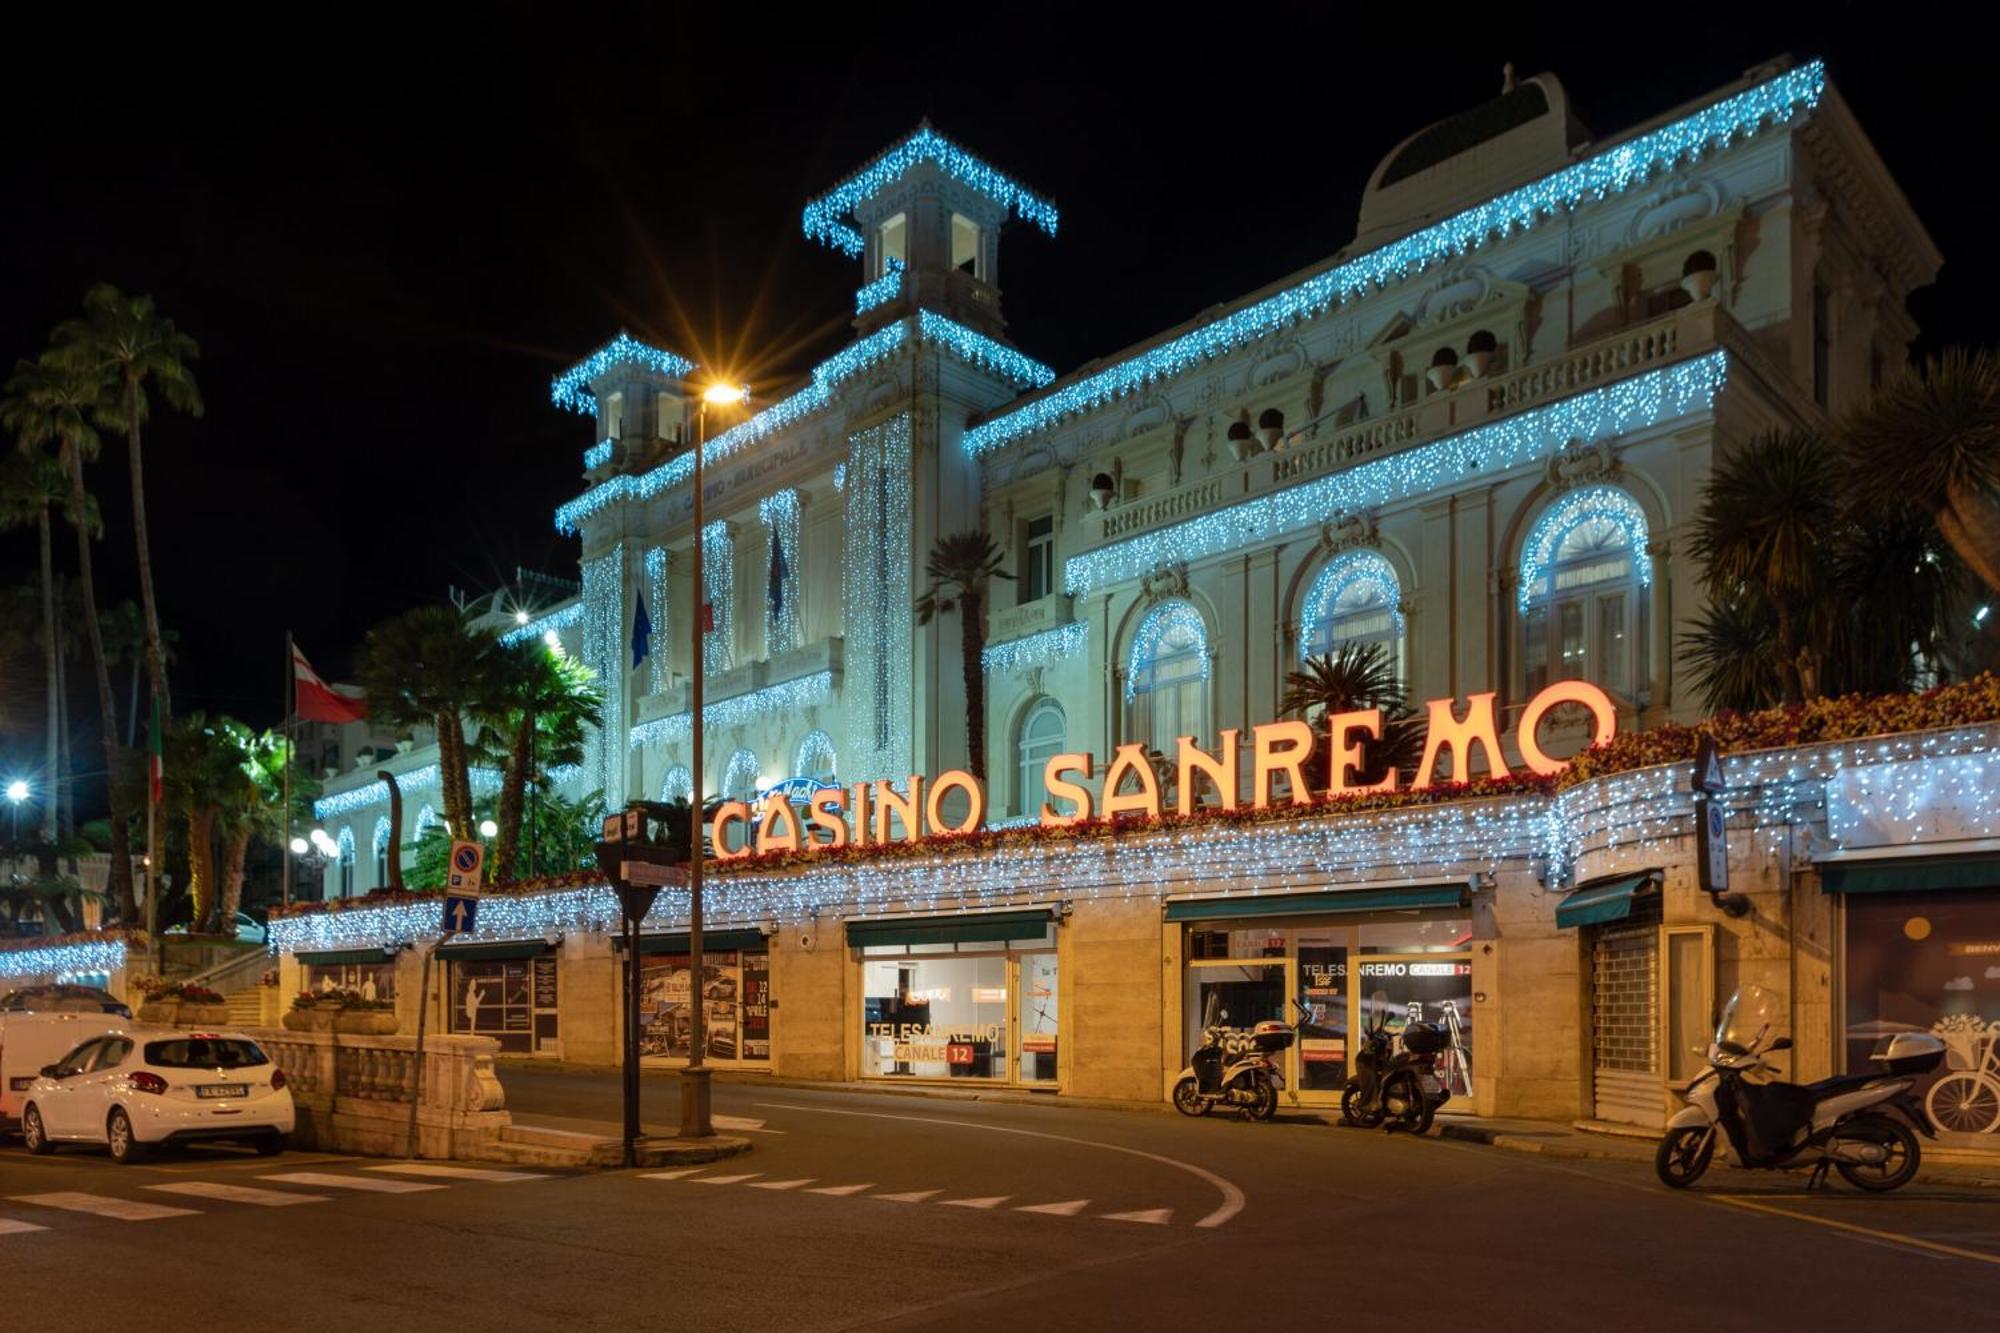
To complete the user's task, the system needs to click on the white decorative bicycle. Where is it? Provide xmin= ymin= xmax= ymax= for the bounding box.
xmin=1925 ymin=1016 xmax=2000 ymax=1135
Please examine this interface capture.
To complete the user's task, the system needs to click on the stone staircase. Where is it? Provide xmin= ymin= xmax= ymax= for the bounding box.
xmin=224 ymin=987 xmax=266 ymax=1028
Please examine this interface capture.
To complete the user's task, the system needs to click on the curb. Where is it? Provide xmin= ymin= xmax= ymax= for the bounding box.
xmin=631 ymin=1134 xmax=753 ymax=1168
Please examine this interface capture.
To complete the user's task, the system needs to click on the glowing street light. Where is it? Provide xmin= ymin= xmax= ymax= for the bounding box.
xmin=514 ymin=609 xmax=531 ymax=625
xmin=289 ymin=836 xmax=310 ymax=855
xmin=5 ymin=779 xmax=27 ymax=840
xmin=479 ymin=818 xmax=499 ymax=838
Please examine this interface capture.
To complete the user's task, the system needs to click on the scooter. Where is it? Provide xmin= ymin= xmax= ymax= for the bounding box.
xmin=1656 ymin=983 xmax=1943 ymax=1192
xmin=1342 ymin=990 xmax=1451 ymax=1133
xmin=1172 ymin=996 xmax=1302 ymax=1121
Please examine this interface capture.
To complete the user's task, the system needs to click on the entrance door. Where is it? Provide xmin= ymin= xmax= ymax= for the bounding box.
xmin=1017 ymin=952 xmax=1059 ymax=1084
xmin=1184 ymin=961 xmax=1296 ymax=1094
xmin=1592 ymin=919 xmax=1663 ymax=1127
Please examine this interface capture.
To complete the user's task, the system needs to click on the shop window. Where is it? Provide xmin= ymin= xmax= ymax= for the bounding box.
xmin=794 ymin=730 xmax=837 ymax=784
xmin=1020 ymin=513 xmax=1055 ymax=605
xmin=1519 ymin=486 xmax=1648 ymax=700
xmin=1015 ymin=698 xmax=1067 ymax=817
xmin=877 ymin=212 xmax=907 ymax=277
xmin=1300 ymin=550 xmax=1405 ymax=677
xmin=336 ymin=827 xmax=355 ymax=899
xmin=1125 ymin=598 xmax=1210 ymax=751
xmin=859 ymin=928 xmax=1055 ymax=1083
xmin=448 ymin=956 xmax=559 ymax=1056
xmin=951 ymin=213 xmax=982 ymax=277
xmin=306 ymin=961 xmax=395 ymax=1001
xmin=640 ymin=949 xmax=769 ymax=1063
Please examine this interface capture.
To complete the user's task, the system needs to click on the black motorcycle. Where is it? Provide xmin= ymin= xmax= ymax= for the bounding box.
xmin=1341 ymin=990 xmax=1451 ymax=1133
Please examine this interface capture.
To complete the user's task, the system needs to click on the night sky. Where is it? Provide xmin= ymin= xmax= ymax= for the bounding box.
xmin=0 ymin=5 xmax=1984 ymax=770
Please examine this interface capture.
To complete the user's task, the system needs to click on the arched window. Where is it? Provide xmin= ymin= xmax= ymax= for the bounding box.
xmin=1125 ymin=598 xmax=1210 ymax=750
xmin=722 ymin=748 xmax=761 ymax=803
xmin=1519 ymin=485 xmax=1651 ymax=698
xmin=336 ymin=827 xmax=356 ymax=899
xmin=660 ymin=764 xmax=693 ymax=806
xmin=414 ymin=804 xmax=440 ymax=842
xmin=1015 ymin=699 xmax=1067 ymax=817
xmin=371 ymin=817 xmax=391 ymax=888
xmin=1301 ymin=550 xmax=1406 ymax=674
xmin=794 ymin=730 xmax=837 ymax=785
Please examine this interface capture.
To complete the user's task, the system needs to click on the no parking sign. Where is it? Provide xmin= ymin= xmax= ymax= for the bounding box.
xmin=447 ymin=839 xmax=485 ymax=892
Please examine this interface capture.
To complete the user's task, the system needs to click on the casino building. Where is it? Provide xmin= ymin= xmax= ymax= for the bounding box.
xmin=256 ymin=58 xmax=2000 ymax=1151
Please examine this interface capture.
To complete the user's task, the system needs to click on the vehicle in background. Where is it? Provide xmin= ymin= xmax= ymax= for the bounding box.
xmin=0 ymin=984 xmax=132 ymax=1016
xmin=1342 ymin=989 xmax=1451 ymax=1133
xmin=20 ymin=1027 xmax=293 ymax=1163
xmin=161 ymin=910 xmax=267 ymax=945
xmin=1 ymin=1007 xmax=130 ymax=1130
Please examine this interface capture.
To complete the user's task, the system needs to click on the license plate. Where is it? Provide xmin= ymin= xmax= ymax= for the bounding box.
xmin=197 ymin=1084 xmax=249 ymax=1100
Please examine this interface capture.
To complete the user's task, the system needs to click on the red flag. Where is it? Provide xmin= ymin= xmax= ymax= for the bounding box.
xmin=700 ymin=602 xmax=716 ymax=634
xmin=293 ymin=644 xmax=368 ymax=724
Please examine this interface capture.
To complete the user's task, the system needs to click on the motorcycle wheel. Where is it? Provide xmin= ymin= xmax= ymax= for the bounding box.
xmin=1835 ymin=1113 xmax=1920 ymax=1192
xmin=1340 ymin=1085 xmax=1382 ymax=1128
xmin=1381 ymin=1073 xmax=1425 ymax=1133
xmin=1654 ymin=1126 xmax=1715 ymax=1189
xmin=1243 ymin=1078 xmax=1278 ymax=1122
xmin=1172 ymin=1077 xmax=1209 ymax=1118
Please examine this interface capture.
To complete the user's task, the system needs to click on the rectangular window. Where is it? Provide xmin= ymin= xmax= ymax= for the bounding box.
xmin=656 ymin=390 xmax=679 ymax=442
xmin=1018 ymin=952 xmax=1058 ymax=1083
xmin=951 ymin=213 xmax=981 ymax=277
xmin=1559 ymin=601 xmax=1586 ymax=679
xmin=1524 ymin=606 xmax=1549 ymax=694
xmin=605 ymin=390 xmax=624 ymax=439
xmin=1022 ymin=514 xmax=1055 ymax=604
xmin=1296 ymin=937 xmax=1348 ymax=1092
xmin=449 ymin=957 xmax=558 ymax=1056
xmin=878 ymin=213 xmax=907 ymax=275
xmin=863 ymin=954 xmax=1011 ymax=1079
xmin=306 ymin=962 xmax=395 ymax=1002
xmin=1599 ymin=592 xmax=1628 ymax=695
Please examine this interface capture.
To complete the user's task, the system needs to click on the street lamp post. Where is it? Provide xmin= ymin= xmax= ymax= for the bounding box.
xmin=5 ymin=779 xmax=27 ymax=843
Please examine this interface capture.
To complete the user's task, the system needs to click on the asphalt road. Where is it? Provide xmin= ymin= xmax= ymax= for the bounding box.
xmin=6 ymin=1069 xmax=1999 ymax=1330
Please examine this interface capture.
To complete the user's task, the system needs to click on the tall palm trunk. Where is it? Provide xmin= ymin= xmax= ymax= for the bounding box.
xmin=37 ymin=503 xmax=58 ymax=844
xmin=435 ymin=711 xmax=472 ymax=839
xmin=493 ymin=710 xmax=533 ymax=884
xmin=376 ymin=769 xmax=405 ymax=889
xmin=62 ymin=441 xmax=135 ymax=919
xmin=219 ymin=825 xmax=251 ymax=923
xmin=123 ymin=378 xmax=171 ymax=718
xmin=960 ymin=591 xmax=987 ymax=780
xmin=186 ymin=804 xmax=217 ymax=930
xmin=1942 ymin=480 xmax=2000 ymax=595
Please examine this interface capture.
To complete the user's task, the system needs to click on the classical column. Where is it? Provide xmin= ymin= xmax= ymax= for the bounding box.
xmin=1648 ymin=538 xmax=1672 ymax=715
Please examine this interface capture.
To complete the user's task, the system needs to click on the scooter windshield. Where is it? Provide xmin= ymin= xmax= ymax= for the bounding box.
xmin=1715 ymin=984 xmax=1783 ymax=1053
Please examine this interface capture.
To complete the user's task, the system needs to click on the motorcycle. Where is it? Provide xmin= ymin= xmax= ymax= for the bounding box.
xmin=1342 ymin=989 xmax=1451 ymax=1133
xmin=1656 ymin=983 xmax=1943 ymax=1192
xmin=1172 ymin=995 xmax=1302 ymax=1121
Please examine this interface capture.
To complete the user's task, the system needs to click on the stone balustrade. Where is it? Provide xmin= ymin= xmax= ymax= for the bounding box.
xmin=250 ymin=1027 xmax=510 ymax=1159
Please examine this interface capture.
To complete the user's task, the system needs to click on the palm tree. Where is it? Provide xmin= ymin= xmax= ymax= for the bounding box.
xmin=357 ymin=605 xmax=503 ymax=840
xmin=1 ymin=354 xmax=135 ymax=920
xmin=1841 ymin=349 xmax=2000 ymax=594
xmin=217 ymin=726 xmax=303 ymax=924
xmin=1279 ymin=644 xmax=1424 ymax=790
xmin=475 ymin=642 xmax=600 ymax=884
xmin=0 ymin=453 xmax=71 ymax=843
xmin=914 ymin=532 xmax=1013 ymax=781
xmin=1686 ymin=430 xmax=1837 ymax=706
xmin=165 ymin=713 xmax=239 ymax=932
xmin=55 ymin=284 xmax=203 ymax=719
xmin=1679 ymin=593 xmax=1785 ymax=714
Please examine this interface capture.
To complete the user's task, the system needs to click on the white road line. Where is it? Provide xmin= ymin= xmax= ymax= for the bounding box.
xmin=1015 ymin=1199 xmax=1091 ymax=1216
xmin=747 ymin=1179 xmax=816 ymax=1190
xmin=1101 ymin=1208 xmax=1174 ymax=1225
xmin=692 ymin=1173 xmax=762 ymax=1185
xmin=258 ymin=1172 xmax=444 ymax=1194
xmin=940 ymin=1196 xmax=1010 ymax=1209
xmin=641 ymin=1169 xmax=707 ymax=1180
xmin=367 ymin=1163 xmax=547 ymax=1183
xmin=145 ymin=1183 xmax=329 ymax=1207
xmin=9 ymin=1192 xmax=198 ymax=1221
xmin=757 ymin=1102 xmax=1247 ymax=1229
xmin=804 ymin=1183 xmax=874 ymax=1196
xmin=872 ymin=1190 xmax=941 ymax=1203
xmin=0 ymin=1218 xmax=50 ymax=1235
xmin=712 ymin=1115 xmax=783 ymax=1135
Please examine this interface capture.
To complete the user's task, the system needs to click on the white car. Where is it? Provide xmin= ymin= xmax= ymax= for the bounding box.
xmin=19 ymin=1027 xmax=294 ymax=1163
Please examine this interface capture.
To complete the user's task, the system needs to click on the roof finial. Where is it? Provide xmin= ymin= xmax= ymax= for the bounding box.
xmin=1501 ymin=62 xmax=1517 ymax=94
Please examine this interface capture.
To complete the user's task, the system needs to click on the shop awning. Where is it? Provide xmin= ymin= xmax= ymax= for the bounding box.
xmin=1164 ymin=883 xmax=1467 ymax=922
xmin=434 ymin=939 xmax=554 ymax=962
xmin=844 ymin=910 xmax=1053 ymax=948
xmin=1554 ymin=871 xmax=1661 ymax=929
xmin=1819 ymin=852 xmax=2000 ymax=895
xmin=295 ymin=947 xmax=399 ymax=967
xmin=613 ymin=929 xmax=770 ymax=955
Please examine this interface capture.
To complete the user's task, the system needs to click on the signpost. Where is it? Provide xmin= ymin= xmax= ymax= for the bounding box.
xmin=1691 ymin=736 xmax=1747 ymax=917
xmin=409 ymin=840 xmax=486 ymax=1159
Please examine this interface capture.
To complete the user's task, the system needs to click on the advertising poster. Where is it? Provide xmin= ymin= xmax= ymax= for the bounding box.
xmin=641 ymin=953 xmax=740 ymax=1060
xmin=741 ymin=953 xmax=771 ymax=1061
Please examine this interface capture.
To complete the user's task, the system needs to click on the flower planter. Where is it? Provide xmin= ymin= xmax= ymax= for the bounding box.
xmin=283 ymin=1007 xmax=337 ymax=1032
xmin=334 ymin=1009 xmax=399 ymax=1036
xmin=137 ymin=1001 xmax=178 ymax=1024
xmin=181 ymin=1003 xmax=230 ymax=1027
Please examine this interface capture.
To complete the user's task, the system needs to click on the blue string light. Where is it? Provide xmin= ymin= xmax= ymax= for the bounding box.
xmin=1125 ymin=599 xmax=1210 ymax=702
xmin=0 ymin=937 xmax=127 ymax=981
xmin=583 ymin=439 xmax=613 ymax=470
xmin=500 ymin=601 xmax=582 ymax=648
xmin=1517 ymin=485 xmax=1653 ymax=611
xmin=856 ymin=258 xmax=904 ymax=314
xmin=628 ymin=670 xmax=835 ymax=750
xmin=803 ymin=125 xmax=1059 ymax=257
xmin=550 ymin=334 xmax=697 ymax=415
xmin=843 ymin=414 xmax=913 ymax=783
xmin=582 ymin=544 xmax=627 ymax=808
xmin=1302 ymin=552 xmax=1404 ymax=658
xmin=645 ymin=546 xmax=670 ymax=695
xmin=794 ymin=729 xmax=838 ymax=780
xmin=760 ymin=489 xmax=803 ymax=657
xmin=702 ymin=522 xmax=734 ymax=678
xmin=313 ymin=763 xmax=587 ymax=820
xmin=914 ymin=310 xmax=1054 ymax=389
xmin=660 ymin=763 xmax=693 ymax=804
xmin=1067 ymin=352 xmax=1726 ymax=597
xmin=982 ymin=620 xmax=1088 ymax=673
xmin=963 ymin=63 xmax=1821 ymax=457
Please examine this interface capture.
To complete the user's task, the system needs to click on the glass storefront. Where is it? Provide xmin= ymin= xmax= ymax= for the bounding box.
xmin=1183 ymin=911 xmax=1472 ymax=1104
xmin=856 ymin=916 xmax=1057 ymax=1085
xmin=447 ymin=954 xmax=558 ymax=1055
xmin=305 ymin=960 xmax=396 ymax=1001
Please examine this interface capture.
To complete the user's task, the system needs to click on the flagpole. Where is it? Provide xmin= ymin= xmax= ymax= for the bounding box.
xmin=282 ymin=632 xmax=294 ymax=909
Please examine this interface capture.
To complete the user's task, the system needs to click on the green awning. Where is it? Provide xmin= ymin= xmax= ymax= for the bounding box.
xmin=296 ymin=947 xmax=398 ymax=967
xmin=1165 ymin=883 xmax=1467 ymax=922
xmin=613 ymin=929 xmax=770 ymax=955
xmin=1555 ymin=871 xmax=1661 ymax=929
xmin=845 ymin=910 xmax=1053 ymax=948
xmin=1820 ymin=853 xmax=2000 ymax=895
xmin=435 ymin=939 xmax=554 ymax=962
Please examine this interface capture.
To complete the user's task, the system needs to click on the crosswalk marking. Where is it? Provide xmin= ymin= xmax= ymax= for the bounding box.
xmin=1015 ymin=1199 xmax=1091 ymax=1216
xmin=641 ymin=1168 xmax=707 ymax=1180
xmin=692 ymin=1173 xmax=762 ymax=1185
xmin=145 ymin=1183 xmax=328 ymax=1207
xmin=940 ymin=1196 xmax=1010 ymax=1209
xmin=804 ymin=1183 xmax=874 ymax=1196
xmin=1101 ymin=1208 xmax=1173 ymax=1225
xmin=872 ymin=1190 xmax=941 ymax=1203
xmin=259 ymin=1172 xmax=444 ymax=1194
xmin=747 ymin=1178 xmax=816 ymax=1190
xmin=368 ymin=1163 xmax=547 ymax=1183
xmin=0 ymin=1218 xmax=50 ymax=1235
xmin=9 ymin=1192 xmax=198 ymax=1222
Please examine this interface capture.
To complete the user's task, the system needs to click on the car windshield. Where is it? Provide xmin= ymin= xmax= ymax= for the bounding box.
xmin=143 ymin=1038 xmax=269 ymax=1069
xmin=1715 ymin=984 xmax=1783 ymax=1053
xmin=1 ymin=984 xmax=124 ymax=1013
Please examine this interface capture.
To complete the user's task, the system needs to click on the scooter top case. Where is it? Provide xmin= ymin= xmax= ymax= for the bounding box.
xmin=1871 ymin=1032 xmax=1946 ymax=1077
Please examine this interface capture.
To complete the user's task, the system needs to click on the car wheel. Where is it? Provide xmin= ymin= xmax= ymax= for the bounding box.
xmin=106 ymin=1108 xmax=145 ymax=1165
xmin=21 ymin=1104 xmax=53 ymax=1155
xmin=253 ymin=1133 xmax=285 ymax=1157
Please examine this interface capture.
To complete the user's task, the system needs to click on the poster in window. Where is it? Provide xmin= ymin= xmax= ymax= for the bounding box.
xmin=741 ymin=952 xmax=770 ymax=1061
xmin=641 ymin=953 xmax=740 ymax=1060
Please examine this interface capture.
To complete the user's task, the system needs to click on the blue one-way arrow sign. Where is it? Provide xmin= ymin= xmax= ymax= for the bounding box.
xmin=442 ymin=895 xmax=479 ymax=935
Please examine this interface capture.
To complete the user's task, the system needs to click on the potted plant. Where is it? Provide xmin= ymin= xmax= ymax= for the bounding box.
xmin=284 ymin=992 xmax=337 ymax=1032
xmin=1682 ymin=249 xmax=1719 ymax=302
xmin=134 ymin=978 xmax=230 ymax=1027
xmin=1426 ymin=346 xmax=1461 ymax=393
xmin=332 ymin=989 xmax=399 ymax=1036
xmin=1464 ymin=329 xmax=1498 ymax=379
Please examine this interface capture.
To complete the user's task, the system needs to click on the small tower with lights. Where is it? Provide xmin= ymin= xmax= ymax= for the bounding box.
xmin=550 ymin=332 xmax=699 ymax=481
xmin=805 ymin=122 xmax=1058 ymax=338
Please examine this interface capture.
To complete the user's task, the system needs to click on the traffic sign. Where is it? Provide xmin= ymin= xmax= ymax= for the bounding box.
xmin=441 ymin=894 xmax=480 ymax=935
xmin=1697 ymin=795 xmax=1729 ymax=894
xmin=447 ymin=839 xmax=485 ymax=893
xmin=1692 ymin=735 xmax=1726 ymax=796
xmin=622 ymin=860 xmax=691 ymax=889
